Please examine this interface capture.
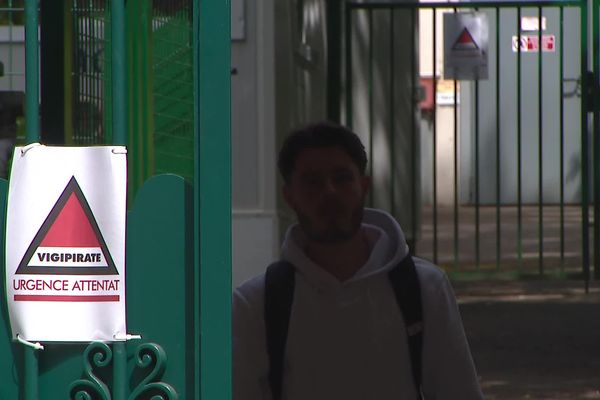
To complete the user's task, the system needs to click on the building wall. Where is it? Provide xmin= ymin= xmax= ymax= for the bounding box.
xmin=231 ymin=0 xmax=278 ymax=287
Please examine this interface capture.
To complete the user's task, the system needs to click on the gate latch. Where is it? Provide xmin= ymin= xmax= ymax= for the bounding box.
xmin=583 ymin=71 xmax=600 ymax=113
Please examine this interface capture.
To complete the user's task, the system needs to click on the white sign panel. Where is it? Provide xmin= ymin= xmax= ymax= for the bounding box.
xmin=6 ymin=145 xmax=127 ymax=342
xmin=444 ymin=12 xmax=489 ymax=80
xmin=521 ymin=16 xmax=547 ymax=32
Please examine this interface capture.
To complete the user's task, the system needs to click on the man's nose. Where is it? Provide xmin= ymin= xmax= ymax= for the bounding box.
xmin=322 ymin=178 xmax=337 ymax=194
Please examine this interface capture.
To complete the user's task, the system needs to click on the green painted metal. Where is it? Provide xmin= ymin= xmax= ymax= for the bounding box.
xmin=195 ymin=1 xmax=231 ymax=400
xmin=25 ymin=0 xmax=38 ymax=143
xmin=0 ymin=175 xmax=190 ymax=399
xmin=126 ymin=174 xmax=193 ymax=398
xmin=2 ymin=0 xmax=230 ymax=398
xmin=152 ymin=7 xmax=194 ymax=182
xmin=111 ymin=0 xmax=125 ymax=146
xmin=24 ymin=1 xmax=40 ymax=397
xmin=64 ymin=0 xmax=73 ymax=145
xmin=126 ymin=0 xmax=154 ymax=201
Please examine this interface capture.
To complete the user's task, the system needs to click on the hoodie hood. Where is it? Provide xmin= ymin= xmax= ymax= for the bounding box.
xmin=281 ymin=208 xmax=410 ymax=289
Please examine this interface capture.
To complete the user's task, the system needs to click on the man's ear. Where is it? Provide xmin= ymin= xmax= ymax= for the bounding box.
xmin=282 ymin=184 xmax=294 ymax=209
xmin=361 ymin=175 xmax=371 ymax=194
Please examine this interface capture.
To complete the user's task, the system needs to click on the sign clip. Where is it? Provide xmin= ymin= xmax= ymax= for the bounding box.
xmin=113 ymin=332 xmax=142 ymax=341
xmin=16 ymin=334 xmax=44 ymax=350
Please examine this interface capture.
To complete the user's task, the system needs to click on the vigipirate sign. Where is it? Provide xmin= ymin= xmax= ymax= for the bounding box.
xmin=5 ymin=144 xmax=127 ymax=342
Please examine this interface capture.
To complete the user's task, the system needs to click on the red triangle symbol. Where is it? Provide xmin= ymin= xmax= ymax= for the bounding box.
xmin=457 ymin=28 xmax=474 ymax=44
xmin=40 ymin=192 xmax=101 ymax=247
xmin=453 ymin=28 xmax=479 ymax=50
xmin=16 ymin=176 xmax=118 ymax=275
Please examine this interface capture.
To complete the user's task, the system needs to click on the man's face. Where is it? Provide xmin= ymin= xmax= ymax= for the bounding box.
xmin=283 ymin=146 xmax=370 ymax=244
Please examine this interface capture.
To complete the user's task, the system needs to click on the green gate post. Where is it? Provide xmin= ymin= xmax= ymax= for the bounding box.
xmin=111 ymin=0 xmax=127 ymax=398
xmin=24 ymin=0 xmax=40 ymax=398
xmin=195 ymin=0 xmax=231 ymax=399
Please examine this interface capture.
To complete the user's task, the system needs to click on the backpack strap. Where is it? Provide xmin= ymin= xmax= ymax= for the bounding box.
xmin=264 ymin=261 xmax=295 ymax=400
xmin=388 ymin=255 xmax=424 ymax=399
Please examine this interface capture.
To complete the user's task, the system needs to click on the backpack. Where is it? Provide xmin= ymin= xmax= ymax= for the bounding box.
xmin=264 ymin=254 xmax=424 ymax=400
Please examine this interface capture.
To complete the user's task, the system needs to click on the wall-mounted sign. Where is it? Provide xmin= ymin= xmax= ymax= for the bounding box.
xmin=521 ymin=16 xmax=547 ymax=32
xmin=512 ymin=35 xmax=555 ymax=52
xmin=444 ymin=12 xmax=489 ymax=80
xmin=6 ymin=145 xmax=127 ymax=342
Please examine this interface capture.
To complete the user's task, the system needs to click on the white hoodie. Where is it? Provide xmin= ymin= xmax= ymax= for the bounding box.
xmin=233 ymin=208 xmax=484 ymax=400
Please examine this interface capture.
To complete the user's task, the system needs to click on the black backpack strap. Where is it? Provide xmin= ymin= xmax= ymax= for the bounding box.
xmin=388 ymin=255 xmax=424 ymax=399
xmin=264 ymin=261 xmax=296 ymax=400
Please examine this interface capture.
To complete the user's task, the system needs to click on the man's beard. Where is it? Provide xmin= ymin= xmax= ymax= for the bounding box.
xmin=295 ymin=202 xmax=365 ymax=244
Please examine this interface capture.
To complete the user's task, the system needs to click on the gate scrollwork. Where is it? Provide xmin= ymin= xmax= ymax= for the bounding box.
xmin=68 ymin=342 xmax=112 ymax=400
xmin=68 ymin=341 xmax=178 ymax=399
xmin=129 ymin=343 xmax=178 ymax=400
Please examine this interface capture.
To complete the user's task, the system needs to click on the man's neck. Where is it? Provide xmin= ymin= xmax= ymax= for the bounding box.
xmin=305 ymin=228 xmax=371 ymax=282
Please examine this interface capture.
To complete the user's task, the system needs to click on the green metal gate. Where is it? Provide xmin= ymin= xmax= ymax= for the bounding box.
xmin=0 ymin=0 xmax=230 ymax=399
xmin=342 ymin=0 xmax=596 ymax=287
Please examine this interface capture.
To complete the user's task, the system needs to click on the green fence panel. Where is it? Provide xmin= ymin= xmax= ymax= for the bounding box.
xmin=0 ymin=175 xmax=191 ymax=398
xmin=126 ymin=173 xmax=193 ymax=399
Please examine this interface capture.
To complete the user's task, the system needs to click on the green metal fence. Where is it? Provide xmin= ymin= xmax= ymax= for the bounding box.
xmin=71 ymin=0 xmax=110 ymax=145
xmin=0 ymin=0 xmax=231 ymax=398
xmin=343 ymin=0 xmax=593 ymax=285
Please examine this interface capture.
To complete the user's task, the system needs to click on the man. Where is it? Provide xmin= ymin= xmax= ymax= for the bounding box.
xmin=233 ymin=121 xmax=484 ymax=400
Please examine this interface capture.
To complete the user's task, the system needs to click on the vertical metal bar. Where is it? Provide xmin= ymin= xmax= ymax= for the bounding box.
xmin=326 ymin=0 xmax=342 ymax=122
xmin=196 ymin=0 xmax=232 ymax=399
xmin=593 ymin=0 xmax=600 ymax=280
xmin=559 ymin=5 xmax=565 ymax=271
xmin=24 ymin=347 xmax=38 ymax=400
xmin=433 ymin=8 xmax=438 ymax=264
xmin=496 ymin=6 xmax=502 ymax=271
xmin=24 ymin=0 xmax=40 ymax=393
xmin=390 ymin=9 xmax=395 ymax=212
xmin=475 ymin=5 xmax=481 ymax=270
xmin=538 ymin=6 xmax=544 ymax=275
xmin=475 ymin=79 xmax=480 ymax=269
xmin=8 ymin=0 xmax=13 ymax=92
xmin=64 ymin=0 xmax=74 ymax=145
xmin=517 ymin=6 xmax=523 ymax=269
xmin=411 ymin=7 xmax=418 ymax=251
xmin=112 ymin=342 xmax=127 ymax=400
xmin=581 ymin=0 xmax=590 ymax=291
xmin=111 ymin=0 xmax=127 ymax=397
xmin=25 ymin=0 xmax=39 ymax=143
xmin=345 ymin=5 xmax=353 ymax=129
xmin=453 ymin=7 xmax=459 ymax=270
xmin=368 ymin=9 xmax=374 ymax=206
xmin=111 ymin=0 xmax=126 ymax=145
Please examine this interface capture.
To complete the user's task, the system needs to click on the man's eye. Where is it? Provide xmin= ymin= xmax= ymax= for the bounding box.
xmin=302 ymin=176 xmax=321 ymax=186
xmin=333 ymin=173 xmax=354 ymax=184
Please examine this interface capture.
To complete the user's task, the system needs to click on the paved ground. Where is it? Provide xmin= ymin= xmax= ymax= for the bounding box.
xmin=453 ymin=280 xmax=600 ymax=400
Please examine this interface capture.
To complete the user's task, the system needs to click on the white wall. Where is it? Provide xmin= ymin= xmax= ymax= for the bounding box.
xmin=231 ymin=0 xmax=278 ymax=288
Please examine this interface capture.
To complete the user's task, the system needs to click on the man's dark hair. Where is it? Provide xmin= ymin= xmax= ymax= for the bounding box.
xmin=277 ymin=121 xmax=368 ymax=183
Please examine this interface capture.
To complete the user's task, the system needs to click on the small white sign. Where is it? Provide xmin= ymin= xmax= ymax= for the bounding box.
xmin=521 ymin=16 xmax=547 ymax=32
xmin=512 ymin=35 xmax=555 ymax=52
xmin=444 ymin=12 xmax=489 ymax=80
xmin=6 ymin=145 xmax=127 ymax=342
